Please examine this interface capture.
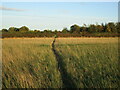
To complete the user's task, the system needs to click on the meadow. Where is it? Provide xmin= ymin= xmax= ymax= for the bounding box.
xmin=2 ymin=37 xmax=119 ymax=88
xmin=55 ymin=37 xmax=119 ymax=88
xmin=2 ymin=38 xmax=62 ymax=88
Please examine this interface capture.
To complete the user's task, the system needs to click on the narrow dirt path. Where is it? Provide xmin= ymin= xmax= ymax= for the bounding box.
xmin=52 ymin=37 xmax=77 ymax=88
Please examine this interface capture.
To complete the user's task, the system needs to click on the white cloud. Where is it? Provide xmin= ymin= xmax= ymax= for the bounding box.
xmin=0 ymin=6 xmax=25 ymax=11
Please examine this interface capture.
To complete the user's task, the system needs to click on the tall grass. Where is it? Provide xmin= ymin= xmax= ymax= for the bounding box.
xmin=2 ymin=37 xmax=119 ymax=88
xmin=2 ymin=38 xmax=62 ymax=88
xmin=55 ymin=37 xmax=119 ymax=88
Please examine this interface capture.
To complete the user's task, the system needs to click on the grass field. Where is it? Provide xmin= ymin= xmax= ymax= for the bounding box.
xmin=2 ymin=38 xmax=62 ymax=88
xmin=2 ymin=37 xmax=119 ymax=88
xmin=55 ymin=37 xmax=119 ymax=88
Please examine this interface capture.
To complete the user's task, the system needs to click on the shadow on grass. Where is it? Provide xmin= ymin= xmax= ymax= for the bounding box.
xmin=52 ymin=38 xmax=77 ymax=88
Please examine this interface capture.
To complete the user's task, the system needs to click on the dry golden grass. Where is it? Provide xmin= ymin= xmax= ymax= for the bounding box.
xmin=55 ymin=37 xmax=119 ymax=88
xmin=2 ymin=38 xmax=62 ymax=88
xmin=2 ymin=37 xmax=119 ymax=88
xmin=3 ymin=38 xmax=54 ymax=45
xmin=55 ymin=37 xmax=118 ymax=45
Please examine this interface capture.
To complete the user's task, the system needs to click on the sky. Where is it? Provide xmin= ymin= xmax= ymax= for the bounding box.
xmin=0 ymin=2 xmax=118 ymax=31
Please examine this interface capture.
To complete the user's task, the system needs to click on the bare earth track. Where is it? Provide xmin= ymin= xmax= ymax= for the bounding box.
xmin=52 ymin=37 xmax=77 ymax=88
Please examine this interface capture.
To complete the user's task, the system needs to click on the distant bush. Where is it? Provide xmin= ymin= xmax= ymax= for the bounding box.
xmin=1 ymin=22 xmax=120 ymax=38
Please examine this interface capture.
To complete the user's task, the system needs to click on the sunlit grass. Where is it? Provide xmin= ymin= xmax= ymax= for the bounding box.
xmin=2 ymin=38 xmax=62 ymax=88
xmin=2 ymin=37 xmax=119 ymax=88
xmin=55 ymin=37 xmax=119 ymax=88
xmin=55 ymin=37 xmax=118 ymax=45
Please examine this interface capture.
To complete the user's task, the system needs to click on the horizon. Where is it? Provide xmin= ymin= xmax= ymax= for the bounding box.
xmin=0 ymin=2 xmax=118 ymax=31
xmin=0 ymin=22 xmax=118 ymax=31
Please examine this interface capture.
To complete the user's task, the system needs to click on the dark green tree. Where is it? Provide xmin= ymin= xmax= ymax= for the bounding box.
xmin=34 ymin=30 xmax=40 ymax=32
xmin=80 ymin=26 xmax=87 ymax=32
xmin=88 ymin=24 xmax=97 ymax=33
xmin=70 ymin=24 xmax=80 ymax=33
xmin=106 ymin=24 xmax=111 ymax=32
xmin=54 ymin=30 xmax=58 ymax=34
xmin=14 ymin=28 xmax=19 ymax=32
xmin=19 ymin=26 xmax=29 ymax=32
xmin=8 ymin=27 xmax=16 ymax=32
xmin=108 ymin=22 xmax=117 ymax=32
xmin=62 ymin=28 xmax=69 ymax=33
xmin=116 ymin=22 xmax=120 ymax=33
xmin=96 ymin=25 xmax=103 ymax=32
xmin=2 ymin=29 xmax=8 ymax=32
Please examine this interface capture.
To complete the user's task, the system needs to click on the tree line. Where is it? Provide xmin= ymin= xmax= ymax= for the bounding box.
xmin=1 ymin=22 xmax=120 ymax=38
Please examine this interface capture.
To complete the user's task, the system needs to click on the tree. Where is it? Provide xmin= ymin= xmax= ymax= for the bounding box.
xmin=101 ymin=23 xmax=105 ymax=32
xmin=2 ymin=29 xmax=8 ymax=32
xmin=108 ymin=22 xmax=117 ymax=32
xmin=116 ymin=22 xmax=120 ymax=33
xmin=70 ymin=24 xmax=80 ymax=33
xmin=54 ymin=30 xmax=58 ymax=34
xmin=34 ymin=30 xmax=40 ymax=32
xmin=8 ymin=27 xmax=19 ymax=32
xmin=106 ymin=24 xmax=111 ymax=32
xmin=104 ymin=23 xmax=117 ymax=33
xmin=19 ymin=26 xmax=29 ymax=32
xmin=88 ymin=24 xmax=97 ymax=33
xmin=80 ymin=26 xmax=87 ymax=32
xmin=14 ymin=28 xmax=19 ymax=32
xmin=96 ymin=25 xmax=103 ymax=32
xmin=62 ymin=28 xmax=69 ymax=33
xmin=8 ymin=27 xmax=16 ymax=32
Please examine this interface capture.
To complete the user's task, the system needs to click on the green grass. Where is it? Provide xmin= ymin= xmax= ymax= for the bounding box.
xmin=2 ymin=37 xmax=119 ymax=88
xmin=2 ymin=38 xmax=62 ymax=88
xmin=55 ymin=38 xmax=119 ymax=88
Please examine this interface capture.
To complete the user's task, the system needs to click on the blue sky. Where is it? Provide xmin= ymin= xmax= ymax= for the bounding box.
xmin=0 ymin=2 xmax=118 ymax=30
